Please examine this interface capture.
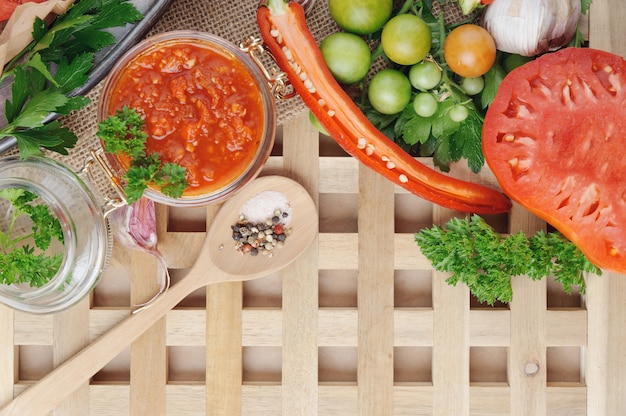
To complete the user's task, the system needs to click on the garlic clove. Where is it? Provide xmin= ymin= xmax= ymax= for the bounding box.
xmin=481 ymin=0 xmax=581 ymax=57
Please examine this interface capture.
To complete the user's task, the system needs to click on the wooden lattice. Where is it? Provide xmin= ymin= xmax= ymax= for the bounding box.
xmin=2 ymin=1 xmax=626 ymax=415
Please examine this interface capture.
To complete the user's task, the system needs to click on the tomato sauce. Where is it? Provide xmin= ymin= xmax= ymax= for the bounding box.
xmin=106 ymin=39 xmax=265 ymax=196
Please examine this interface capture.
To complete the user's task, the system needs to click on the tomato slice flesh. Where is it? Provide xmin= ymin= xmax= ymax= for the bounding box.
xmin=483 ymin=47 xmax=626 ymax=273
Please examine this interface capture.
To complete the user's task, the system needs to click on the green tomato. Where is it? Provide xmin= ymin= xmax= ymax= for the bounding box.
xmin=449 ymin=104 xmax=469 ymax=122
xmin=320 ymin=32 xmax=371 ymax=84
xmin=412 ymin=93 xmax=438 ymax=118
xmin=368 ymin=69 xmax=412 ymax=115
xmin=381 ymin=14 xmax=431 ymax=66
xmin=409 ymin=60 xmax=442 ymax=90
xmin=329 ymin=0 xmax=393 ymax=35
xmin=308 ymin=110 xmax=329 ymax=136
xmin=460 ymin=76 xmax=485 ymax=95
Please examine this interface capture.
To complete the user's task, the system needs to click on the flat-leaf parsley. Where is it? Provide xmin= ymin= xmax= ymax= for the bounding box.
xmin=0 ymin=0 xmax=143 ymax=158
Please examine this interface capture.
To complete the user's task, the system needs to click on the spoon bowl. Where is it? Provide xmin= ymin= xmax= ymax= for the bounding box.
xmin=0 ymin=175 xmax=318 ymax=416
xmin=199 ymin=175 xmax=317 ymax=283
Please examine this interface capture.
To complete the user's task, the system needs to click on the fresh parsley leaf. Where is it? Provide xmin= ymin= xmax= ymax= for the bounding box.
xmin=415 ymin=214 xmax=601 ymax=305
xmin=451 ymin=110 xmax=484 ymax=173
xmin=54 ymin=53 xmax=95 ymax=93
xmin=580 ymin=0 xmax=592 ymax=15
xmin=27 ymin=53 xmax=59 ymax=87
xmin=481 ymin=60 xmax=506 ymax=109
xmin=9 ymin=121 xmax=78 ymax=158
xmin=97 ymin=107 xmax=189 ymax=204
xmin=397 ymin=105 xmax=433 ymax=145
xmin=12 ymin=90 xmax=69 ymax=128
xmin=156 ymin=163 xmax=188 ymax=199
xmin=0 ymin=0 xmax=143 ymax=158
xmin=0 ymin=189 xmax=65 ymax=288
xmin=124 ymin=162 xmax=158 ymax=203
xmin=97 ymin=106 xmax=148 ymax=159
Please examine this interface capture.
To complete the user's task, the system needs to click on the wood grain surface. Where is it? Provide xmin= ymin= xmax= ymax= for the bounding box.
xmin=1 ymin=1 xmax=626 ymax=415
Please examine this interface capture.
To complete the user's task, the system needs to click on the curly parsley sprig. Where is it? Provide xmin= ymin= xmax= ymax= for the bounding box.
xmin=0 ymin=188 xmax=65 ymax=288
xmin=0 ymin=0 xmax=143 ymax=159
xmin=415 ymin=214 xmax=601 ymax=305
xmin=97 ymin=106 xmax=188 ymax=204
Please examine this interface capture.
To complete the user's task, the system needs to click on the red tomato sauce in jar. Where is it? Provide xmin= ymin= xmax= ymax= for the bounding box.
xmin=105 ymin=39 xmax=265 ymax=196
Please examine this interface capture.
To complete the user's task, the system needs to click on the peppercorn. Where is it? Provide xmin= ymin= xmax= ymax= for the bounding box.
xmin=231 ymin=210 xmax=292 ymax=256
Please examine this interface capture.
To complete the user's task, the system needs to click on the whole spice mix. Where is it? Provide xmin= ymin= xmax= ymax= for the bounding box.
xmin=231 ymin=190 xmax=292 ymax=256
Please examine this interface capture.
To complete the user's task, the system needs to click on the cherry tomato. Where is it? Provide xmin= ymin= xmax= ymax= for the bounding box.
xmin=413 ymin=93 xmax=438 ymax=118
xmin=328 ymin=0 xmax=393 ymax=35
xmin=449 ymin=104 xmax=469 ymax=122
xmin=444 ymin=24 xmax=496 ymax=78
xmin=409 ymin=60 xmax=442 ymax=91
xmin=381 ymin=14 xmax=431 ymax=66
xmin=460 ymin=76 xmax=485 ymax=95
xmin=368 ymin=69 xmax=412 ymax=115
xmin=320 ymin=32 xmax=371 ymax=84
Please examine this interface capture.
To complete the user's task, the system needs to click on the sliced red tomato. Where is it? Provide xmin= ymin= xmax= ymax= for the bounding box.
xmin=0 ymin=0 xmax=47 ymax=22
xmin=483 ymin=47 xmax=626 ymax=273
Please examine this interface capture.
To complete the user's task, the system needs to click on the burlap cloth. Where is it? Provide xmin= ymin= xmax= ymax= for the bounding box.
xmin=9 ymin=0 xmax=468 ymax=199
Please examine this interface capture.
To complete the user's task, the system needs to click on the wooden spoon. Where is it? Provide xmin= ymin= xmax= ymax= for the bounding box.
xmin=0 ymin=175 xmax=318 ymax=416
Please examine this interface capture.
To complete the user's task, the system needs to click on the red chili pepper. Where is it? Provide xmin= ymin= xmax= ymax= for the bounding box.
xmin=256 ymin=0 xmax=511 ymax=214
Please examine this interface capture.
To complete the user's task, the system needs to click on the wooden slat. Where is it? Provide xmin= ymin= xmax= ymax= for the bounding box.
xmin=89 ymin=385 xmax=129 ymax=415
xmin=14 ymin=312 xmax=52 ymax=345
xmin=281 ymin=109 xmax=320 ymax=415
xmin=206 ymin=282 xmax=243 ymax=415
xmin=241 ymin=384 xmax=282 ymax=416
xmin=10 ymin=382 xmax=588 ymax=415
xmin=130 ymin=249 xmax=166 ymax=415
xmin=508 ymin=203 xmax=547 ymax=415
xmin=204 ymin=201 xmax=243 ymax=416
xmin=431 ymin=170 xmax=471 ymax=414
xmin=586 ymin=3 xmax=626 ymax=416
xmin=0 ymin=305 xmax=14 ymax=408
xmin=4 ymin=2 xmax=623 ymax=412
xmin=52 ymin=298 xmax=91 ymax=415
xmin=357 ymin=164 xmax=396 ymax=414
xmin=166 ymin=309 xmax=206 ymax=346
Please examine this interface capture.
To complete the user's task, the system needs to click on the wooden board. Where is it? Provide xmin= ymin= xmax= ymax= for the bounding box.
xmin=2 ymin=1 xmax=626 ymax=415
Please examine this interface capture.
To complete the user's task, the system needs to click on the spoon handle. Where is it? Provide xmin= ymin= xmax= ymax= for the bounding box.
xmin=0 ymin=268 xmax=208 ymax=416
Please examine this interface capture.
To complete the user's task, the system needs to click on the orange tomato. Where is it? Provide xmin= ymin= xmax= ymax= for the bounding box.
xmin=444 ymin=24 xmax=496 ymax=78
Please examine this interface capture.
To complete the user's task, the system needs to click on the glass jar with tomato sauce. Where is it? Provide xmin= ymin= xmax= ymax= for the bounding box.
xmin=97 ymin=31 xmax=277 ymax=207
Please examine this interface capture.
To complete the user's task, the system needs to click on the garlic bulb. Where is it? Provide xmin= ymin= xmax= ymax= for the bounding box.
xmin=481 ymin=0 xmax=581 ymax=57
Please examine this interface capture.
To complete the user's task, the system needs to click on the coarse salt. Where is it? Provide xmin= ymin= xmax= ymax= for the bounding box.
xmin=240 ymin=190 xmax=291 ymax=226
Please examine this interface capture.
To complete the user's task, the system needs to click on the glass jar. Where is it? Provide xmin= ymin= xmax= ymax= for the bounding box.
xmin=97 ymin=30 xmax=277 ymax=207
xmin=0 ymin=156 xmax=111 ymax=314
